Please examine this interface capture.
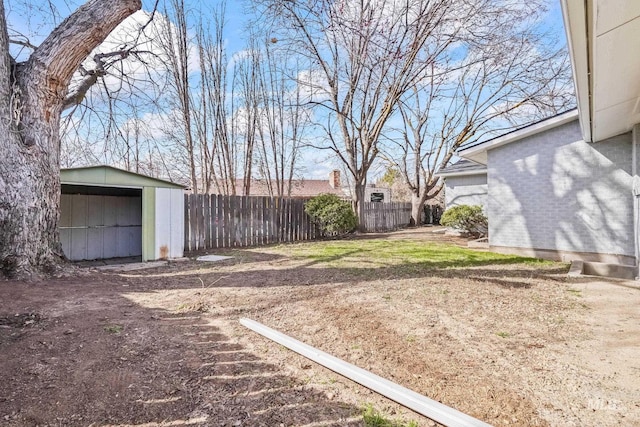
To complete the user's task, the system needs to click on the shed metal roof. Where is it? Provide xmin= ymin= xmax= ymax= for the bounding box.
xmin=61 ymin=165 xmax=185 ymax=189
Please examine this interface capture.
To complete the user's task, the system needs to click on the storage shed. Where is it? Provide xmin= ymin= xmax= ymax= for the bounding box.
xmin=60 ymin=166 xmax=185 ymax=262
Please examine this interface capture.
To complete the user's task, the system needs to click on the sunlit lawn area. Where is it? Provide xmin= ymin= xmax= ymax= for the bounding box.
xmin=255 ymin=237 xmax=562 ymax=273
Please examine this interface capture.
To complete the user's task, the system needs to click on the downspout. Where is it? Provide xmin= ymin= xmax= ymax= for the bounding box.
xmin=633 ymin=125 xmax=640 ymax=280
xmin=241 ymin=318 xmax=492 ymax=427
xmin=559 ymin=0 xmax=593 ymax=142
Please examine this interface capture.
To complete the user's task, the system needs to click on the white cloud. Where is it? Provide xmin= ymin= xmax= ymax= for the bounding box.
xmin=68 ymin=9 xmax=200 ymax=102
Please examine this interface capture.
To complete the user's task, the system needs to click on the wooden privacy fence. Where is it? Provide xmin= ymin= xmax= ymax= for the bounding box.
xmin=184 ymin=194 xmax=320 ymax=251
xmin=185 ymin=195 xmax=420 ymax=251
xmin=361 ymin=202 xmax=412 ymax=232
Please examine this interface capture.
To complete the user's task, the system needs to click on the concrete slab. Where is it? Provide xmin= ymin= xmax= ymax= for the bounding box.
xmin=567 ymin=260 xmax=584 ymax=277
xmin=95 ymin=261 xmax=167 ymax=271
xmin=582 ymin=261 xmax=637 ymax=280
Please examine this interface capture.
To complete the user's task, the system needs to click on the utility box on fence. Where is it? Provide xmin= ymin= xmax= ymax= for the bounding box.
xmin=365 ymin=186 xmax=391 ymax=203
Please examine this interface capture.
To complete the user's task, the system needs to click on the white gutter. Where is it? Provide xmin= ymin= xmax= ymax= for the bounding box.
xmin=240 ymin=318 xmax=493 ymax=427
xmin=435 ymin=169 xmax=487 ymax=179
xmin=633 ymin=125 xmax=640 ymax=280
xmin=559 ymin=0 xmax=592 ymax=142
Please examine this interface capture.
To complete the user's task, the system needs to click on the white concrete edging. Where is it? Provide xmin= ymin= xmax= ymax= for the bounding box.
xmin=240 ymin=318 xmax=493 ymax=427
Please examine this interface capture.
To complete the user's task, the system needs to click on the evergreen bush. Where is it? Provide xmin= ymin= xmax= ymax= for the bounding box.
xmin=305 ymin=194 xmax=357 ymax=236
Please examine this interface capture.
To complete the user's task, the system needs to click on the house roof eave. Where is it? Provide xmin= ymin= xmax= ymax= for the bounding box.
xmin=560 ymin=0 xmax=592 ymax=143
xmin=457 ymin=110 xmax=579 ymax=163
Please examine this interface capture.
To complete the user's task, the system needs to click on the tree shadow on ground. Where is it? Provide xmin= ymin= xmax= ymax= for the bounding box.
xmin=116 ymin=248 xmax=572 ymax=292
xmin=0 ymin=278 xmax=364 ymax=427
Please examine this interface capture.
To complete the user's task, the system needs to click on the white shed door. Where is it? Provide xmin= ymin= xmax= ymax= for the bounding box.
xmin=155 ymin=188 xmax=185 ymax=259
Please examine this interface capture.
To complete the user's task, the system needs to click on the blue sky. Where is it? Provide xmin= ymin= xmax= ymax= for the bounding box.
xmin=7 ymin=0 xmax=570 ymax=181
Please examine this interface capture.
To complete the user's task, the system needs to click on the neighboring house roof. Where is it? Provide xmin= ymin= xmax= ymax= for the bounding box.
xmin=61 ymin=165 xmax=185 ymax=189
xmin=561 ymin=0 xmax=640 ymax=142
xmin=233 ymin=179 xmax=344 ymax=198
xmin=457 ymin=109 xmax=579 ymax=164
xmin=435 ymin=159 xmax=487 ymax=178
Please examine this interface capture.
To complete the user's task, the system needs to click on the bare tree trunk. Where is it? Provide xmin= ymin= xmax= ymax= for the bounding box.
xmin=163 ymin=0 xmax=198 ymax=194
xmin=0 ymin=0 xmax=141 ymax=279
xmin=198 ymin=7 xmax=237 ymax=196
xmin=354 ymin=179 xmax=367 ymax=231
xmin=410 ymin=192 xmax=427 ymax=227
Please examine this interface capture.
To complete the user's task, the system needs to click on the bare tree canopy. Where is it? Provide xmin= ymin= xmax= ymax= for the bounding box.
xmin=56 ymin=1 xmax=310 ymax=197
xmin=380 ymin=0 xmax=574 ymax=225
xmin=0 ymin=0 xmax=141 ymax=278
xmin=252 ymin=0 xmax=572 ymax=227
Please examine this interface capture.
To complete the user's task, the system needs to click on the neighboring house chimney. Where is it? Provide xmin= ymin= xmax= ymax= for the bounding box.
xmin=329 ymin=170 xmax=341 ymax=188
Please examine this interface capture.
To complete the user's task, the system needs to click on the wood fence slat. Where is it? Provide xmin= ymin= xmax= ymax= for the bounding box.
xmin=281 ymin=198 xmax=287 ymax=242
xmin=302 ymin=199 xmax=309 ymax=240
xmin=238 ymin=195 xmax=244 ymax=246
xmin=232 ymin=195 xmax=239 ymax=246
xmin=287 ymin=198 xmax=293 ymax=242
xmin=259 ymin=196 xmax=265 ymax=245
xmin=247 ymin=196 xmax=252 ymax=246
xmin=222 ymin=195 xmax=229 ymax=248
xmin=274 ymin=198 xmax=281 ymax=242
xmin=239 ymin=195 xmax=245 ymax=247
xmin=215 ymin=194 xmax=222 ymax=248
xmin=210 ymin=195 xmax=217 ymax=249
xmin=198 ymin=194 xmax=206 ymax=249
xmin=203 ymin=194 xmax=211 ymax=249
xmin=189 ymin=194 xmax=197 ymax=251
xmin=299 ymin=199 xmax=304 ymax=240
xmin=248 ymin=196 xmax=253 ymax=246
xmin=266 ymin=197 xmax=272 ymax=244
xmin=246 ymin=196 xmax=251 ymax=246
xmin=244 ymin=195 xmax=250 ymax=247
xmin=293 ymin=198 xmax=298 ymax=241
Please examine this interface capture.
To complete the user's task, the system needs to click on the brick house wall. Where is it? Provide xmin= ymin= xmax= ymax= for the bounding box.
xmin=444 ymin=174 xmax=488 ymax=211
xmin=487 ymin=119 xmax=634 ymax=260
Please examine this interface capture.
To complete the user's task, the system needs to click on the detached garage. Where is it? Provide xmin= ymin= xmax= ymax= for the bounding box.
xmin=60 ymin=166 xmax=185 ymax=262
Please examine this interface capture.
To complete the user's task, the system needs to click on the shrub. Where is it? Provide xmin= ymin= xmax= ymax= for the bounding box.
xmin=305 ymin=193 xmax=357 ymax=236
xmin=440 ymin=204 xmax=488 ymax=237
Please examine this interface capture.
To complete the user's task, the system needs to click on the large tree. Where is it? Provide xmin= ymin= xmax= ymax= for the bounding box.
xmin=0 ymin=0 xmax=141 ymax=278
xmin=255 ymin=0 xmax=458 ymax=228
xmin=256 ymin=0 xmax=572 ymax=229
xmin=386 ymin=14 xmax=574 ymax=225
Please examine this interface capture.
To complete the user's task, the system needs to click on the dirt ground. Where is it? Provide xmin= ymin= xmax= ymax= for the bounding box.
xmin=1 ymin=228 xmax=639 ymax=427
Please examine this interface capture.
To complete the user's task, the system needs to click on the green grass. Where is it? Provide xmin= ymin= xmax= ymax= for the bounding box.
xmin=566 ymin=288 xmax=582 ymax=297
xmin=103 ymin=324 xmax=123 ymax=334
xmin=276 ymin=239 xmax=559 ymax=271
xmin=362 ymin=404 xmax=419 ymax=427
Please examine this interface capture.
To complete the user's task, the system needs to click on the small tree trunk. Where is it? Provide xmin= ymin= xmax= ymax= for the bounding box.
xmin=354 ymin=181 xmax=367 ymax=232
xmin=410 ymin=191 xmax=428 ymax=227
